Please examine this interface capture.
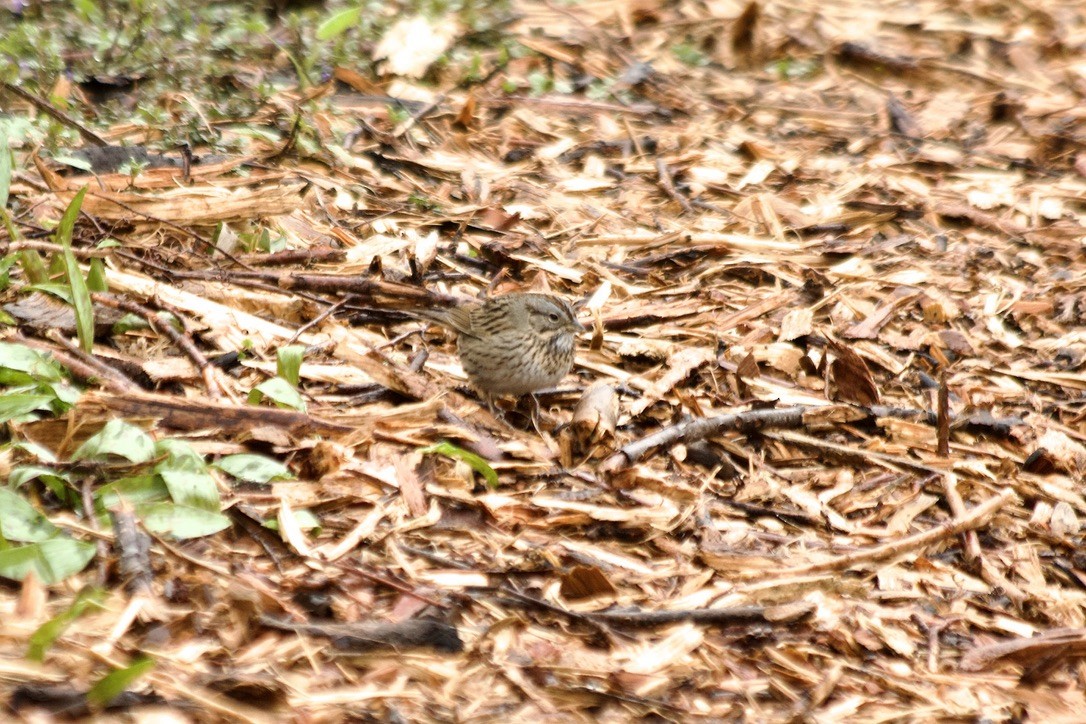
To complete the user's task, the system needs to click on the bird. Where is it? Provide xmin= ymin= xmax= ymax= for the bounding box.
xmin=408 ymin=292 xmax=585 ymax=418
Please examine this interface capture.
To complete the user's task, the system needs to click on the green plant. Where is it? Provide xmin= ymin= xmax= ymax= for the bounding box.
xmin=419 ymin=441 xmax=499 ymax=488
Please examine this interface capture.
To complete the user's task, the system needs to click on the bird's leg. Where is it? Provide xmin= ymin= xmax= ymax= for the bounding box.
xmin=528 ymin=393 xmax=544 ymax=437
xmin=484 ymin=393 xmax=508 ymax=424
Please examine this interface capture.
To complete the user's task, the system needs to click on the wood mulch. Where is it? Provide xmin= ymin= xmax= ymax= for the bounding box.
xmin=3 ymin=0 xmax=1086 ymax=720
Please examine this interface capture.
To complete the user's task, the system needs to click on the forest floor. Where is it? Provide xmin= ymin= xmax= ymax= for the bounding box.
xmin=2 ymin=0 xmax=1086 ymax=721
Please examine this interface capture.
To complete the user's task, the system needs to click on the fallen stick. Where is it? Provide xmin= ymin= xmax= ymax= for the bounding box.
xmin=601 ymin=406 xmax=809 ymax=472
xmin=772 ymin=487 xmax=1015 ymax=577
xmin=601 ymin=404 xmax=1024 ymax=472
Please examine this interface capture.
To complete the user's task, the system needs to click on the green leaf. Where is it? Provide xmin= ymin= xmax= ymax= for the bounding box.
xmin=111 ymin=313 xmax=150 ymax=334
xmin=18 ymin=249 xmax=49 ymax=285
xmin=27 ymin=586 xmax=106 ymax=662
xmin=316 ymin=6 xmax=362 ymax=40
xmin=214 ymin=453 xmax=293 ymax=483
xmin=11 ymin=440 xmax=58 ymax=463
xmin=0 ymin=392 xmax=59 ymax=423
xmin=0 ymin=538 xmax=96 ymax=584
xmin=72 ymin=0 xmax=103 ymax=23
xmin=0 ymin=239 xmax=18 ymax=288
xmin=248 ymin=376 xmax=306 ymax=411
xmin=137 ymin=502 xmax=231 ymax=539
xmin=154 ymin=439 xmax=206 ymax=469
xmin=0 ymin=129 xmax=11 ymax=211
xmin=263 ymin=507 xmax=321 ymax=533
xmin=94 ymin=475 xmax=169 ymax=512
xmin=276 ymin=345 xmax=305 ymax=387
xmin=71 ymin=419 xmax=155 ymax=463
xmin=87 ymin=257 xmax=108 ymax=292
xmin=8 ymin=465 xmax=75 ymax=508
xmin=672 ymin=42 xmax=708 ymax=67
xmin=0 ymin=342 xmax=64 ymax=382
xmin=50 ymin=153 xmax=92 ymax=172
xmin=159 ymin=468 xmax=220 ymax=512
xmin=87 ymin=656 xmax=155 ymax=708
xmin=527 ymin=71 xmax=552 ymax=96
xmin=24 ymin=282 xmax=73 ymax=303
xmin=8 ymin=465 xmax=70 ymax=490
xmin=56 ymin=187 xmax=94 ymax=353
xmin=48 ymin=254 xmax=65 ymax=277
xmin=0 ymin=488 xmax=59 ymax=542
xmin=419 ymin=441 xmax=500 ymax=489
xmin=259 ymin=228 xmax=287 ymax=253
xmin=0 ymin=212 xmax=30 ymax=286
xmin=45 ymin=380 xmax=81 ymax=407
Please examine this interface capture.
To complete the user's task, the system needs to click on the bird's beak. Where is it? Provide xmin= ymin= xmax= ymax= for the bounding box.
xmin=573 ymin=319 xmax=588 ymax=333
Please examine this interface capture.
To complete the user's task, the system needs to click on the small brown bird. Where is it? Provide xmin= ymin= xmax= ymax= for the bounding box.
xmin=410 ymin=292 xmax=585 ymax=401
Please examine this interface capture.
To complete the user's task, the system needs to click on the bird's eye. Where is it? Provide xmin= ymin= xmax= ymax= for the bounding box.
xmin=548 ymin=312 xmax=560 ymax=322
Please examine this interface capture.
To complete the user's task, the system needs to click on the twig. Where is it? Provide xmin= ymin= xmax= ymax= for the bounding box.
xmin=397 ymin=544 xmax=472 ymax=570
xmin=27 ymin=332 xmax=140 ymax=392
xmin=258 ymin=615 xmax=462 ymax=654
xmin=773 ymin=487 xmax=1015 ymax=576
xmin=148 ymin=530 xmax=232 ymax=577
xmin=392 ymin=91 xmax=449 ymax=140
xmin=264 ymin=112 xmax=302 ymax=161
xmin=81 ymin=478 xmax=109 ymax=586
xmin=141 ymin=266 xmax=446 ymax=306
xmin=392 ymin=64 xmax=505 ymax=139
xmin=602 ymin=404 xmax=1025 ymax=471
xmin=488 ymin=95 xmax=659 ymax=116
xmin=691 ymin=197 xmax=744 ymax=221
xmin=117 ymin=251 xmax=330 ymax=306
xmin=0 ymin=240 xmax=115 ymax=258
xmin=937 ymin=371 xmax=950 ymax=456
xmin=85 ymin=389 xmax=350 ymax=435
xmin=586 ymin=603 xmax=808 ymax=628
xmin=238 ymin=247 xmax=347 ymax=267
xmin=942 ymin=474 xmax=1028 ymax=606
xmin=497 ymin=584 xmax=813 ymax=629
xmin=655 ymin=158 xmax=694 ymax=214
xmin=90 ymin=293 xmax=225 ymax=399
xmin=72 ymin=193 xmax=255 ymax=271
xmin=941 ymin=474 xmax=981 ymax=565
xmin=1 ymin=81 xmax=108 ymax=146
xmin=286 ymin=297 xmax=349 ymax=345
xmin=227 ymin=506 xmax=292 ymax=573
xmin=334 ymin=560 xmax=449 ymax=609
xmin=767 ymin=430 xmax=947 ymax=475
xmin=495 ymin=586 xmax=617 ymax=637
xmin=601 ymin=406 xmax=807 ymax=471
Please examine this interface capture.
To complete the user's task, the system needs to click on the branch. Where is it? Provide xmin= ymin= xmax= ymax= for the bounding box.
xmin=602 ymin=404 xmax=1025 ymax=471
xmin=773 ymin=487 xmax=1015 ymax=576
xmin=1 ymin=81 xmax=108 ymax=146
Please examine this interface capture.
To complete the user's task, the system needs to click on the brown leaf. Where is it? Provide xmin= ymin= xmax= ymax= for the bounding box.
xmin=476 ymin=206 xmax=522 ymax=232
xmin=730 ymin=2 xmax=761 ymax=65
xmin=570 ymin=381 xmax=620 ymax=448
xmin=560 ymin=565 xmax=617 ymax=600
xmin=454 ymin=92 xmax=477 ymax=128
xmin=961 ymin=629 xmax=1086 ymax=674
xmin=828 ymin=342 xmax=880 ymax=406
xmin=395 ymin=452 xmax=428 ymax=518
